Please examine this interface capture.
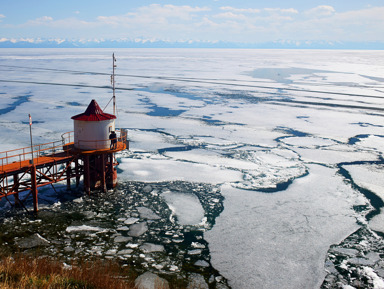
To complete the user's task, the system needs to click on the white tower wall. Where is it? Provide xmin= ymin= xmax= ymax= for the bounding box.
xmin=74 ymin=119 xmax=115 ymax=150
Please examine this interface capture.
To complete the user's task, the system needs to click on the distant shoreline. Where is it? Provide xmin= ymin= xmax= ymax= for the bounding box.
xmin=0 ymin=40 xmax=383 ymax=50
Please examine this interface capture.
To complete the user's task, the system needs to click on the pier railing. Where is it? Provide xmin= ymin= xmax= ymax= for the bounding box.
xmin=61 ymin=129 xmax=128 ymax=151
xmin=0 ymin=133 xmax=74 ymax=171
xmin=0 ymin=129 xmax=128 ymax=171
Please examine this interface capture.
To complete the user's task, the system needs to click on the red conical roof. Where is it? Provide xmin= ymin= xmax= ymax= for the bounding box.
xmin=71 ymin=99 xmax=116 ymax=121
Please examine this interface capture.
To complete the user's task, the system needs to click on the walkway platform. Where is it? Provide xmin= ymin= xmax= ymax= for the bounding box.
xmin=0 ymin=130 xmax=128 ymax=213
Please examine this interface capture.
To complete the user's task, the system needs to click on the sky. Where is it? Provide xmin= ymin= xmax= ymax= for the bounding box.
xmin=1 ymin=0 xmax=384 ymax=44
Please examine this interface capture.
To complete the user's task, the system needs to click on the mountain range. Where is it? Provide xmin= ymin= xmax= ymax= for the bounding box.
xmin=1 ymin=38 xmax=383 ymax=50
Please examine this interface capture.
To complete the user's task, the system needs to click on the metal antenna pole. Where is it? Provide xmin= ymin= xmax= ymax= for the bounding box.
xmin=29 ymin=114 xmax=34 ymax=164
xmin=112 ymin=53 xmax=116 ymax=116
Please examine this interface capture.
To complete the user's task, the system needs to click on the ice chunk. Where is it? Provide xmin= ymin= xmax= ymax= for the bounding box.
xmin=116 ymin=226 xmax=130 ymax=231
xmin=362 ymin=267 xmax=384 ymax=288
xmin=17 ymin=233 xmax=50 ymax=249
xmin=65 ymin=225 xmax=103 ymax=233
xmin=105 ymin=249 xmax=117 ymax=255
xmin=194 ymin=260 xmax=210 ymax=267
xmin=188 ymin=249 xmax=202 ymax=255
xmin=135 ymin=272 xmax=170 ymax=289
xmin=187 ymin=273 xmax=208 ymax=289
xmin=124 ymin=217 xmax=140 ymax=225
xmin=191 ymin=242 xmax=205 ymax=249
xmin=118 ymin=249 xmax=133 ymax=255
xmin=129 ymin=222 xmax=148 ymax=237
xmin=114 ymin=236 xmax=132 ymax=243
xmin=161 ymin=191 xmax=205 ymax=225
xmin=140 ymin=243 xmax=165 ymax=253
xmin=137 ymin=207 xmax=161 ymax=220
xmin=126 ymin=243 xmax=139 ymax=249
xmin=143 ymin=185 xmax=153 ymax=193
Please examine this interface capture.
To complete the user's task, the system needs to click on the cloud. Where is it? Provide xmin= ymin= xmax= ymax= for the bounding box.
xmin=36 ymin=16 xmax=53 ymax=22
xmin=304 ymin=5 xmax=336 ymax=17
xmin=284 ymin=6 xmax=384 ymax=42
xmin=264 ymin=8 xmax=298 ymax=14
xmin=220 ymin=7 xmax=260 ymax=13
xmin=213 ymin=12 xmax=248 ymax=20
xmin=0 ymin=14 xmax=5 ymax=22
xmin=4 ymin=4 xmax=384 ymax=43
xmin=97 ymin=4 xmax=210 ymax=26
xmin=27 ymin=16 xmax=54 ymax=25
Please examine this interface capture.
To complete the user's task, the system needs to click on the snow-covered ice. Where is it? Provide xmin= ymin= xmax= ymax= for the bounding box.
xmin=205 ymin=164 xmax=362 ymax=289
xmin=1 ymin=48 xmax=384 ymax=289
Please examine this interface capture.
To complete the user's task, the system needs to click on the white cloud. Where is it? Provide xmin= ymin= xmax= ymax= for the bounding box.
xmin=283 ymin=6 xmax=384 ymax=42
xmin=25 ymin=16 xmax=54 ymax=26
xmin=0 ymin=14 xmax=5 ymax=22
xmin=304 ymin=5 xmax=336 ymax=17
xmin=213 ymin=12 xmax=248 ymax=20
xmin=35 ymin=16 xmax=53 ymax=22
xmin=264 ymin=8 xmax=298 ymax=14
xmin=220 ymin=7 xmax=260 ymax=13
xmin=97 ymin=4 xmax=210 ymax=28
xmin=5 ymin=4 xmax=384 ymax=43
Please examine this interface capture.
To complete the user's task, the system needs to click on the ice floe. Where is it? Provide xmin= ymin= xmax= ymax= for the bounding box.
xmin=161 ymin=190 xmax=205 ymax=226
xmin=129 ymin=222 xmax=148 ymax=237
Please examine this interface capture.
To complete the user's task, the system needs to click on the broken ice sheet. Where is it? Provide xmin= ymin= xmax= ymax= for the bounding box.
xmin=205 ymin=164 xmax=363 ymax=289
xmin=119 ymin=156 xmax=243 ymax=184
xmin=345 ymin=164 xmax=384 ymax=233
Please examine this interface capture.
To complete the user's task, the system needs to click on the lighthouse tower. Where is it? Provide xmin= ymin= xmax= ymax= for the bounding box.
xmin=72 ymin=99 xmax=116 ymax=150
xmin=71 ymin=99 xmax=125 ymax=193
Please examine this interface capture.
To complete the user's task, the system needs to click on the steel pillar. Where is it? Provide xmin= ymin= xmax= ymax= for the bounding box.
xmin=84 ymin=155 xmax=90 ymax=195
xmin=31 ymin=165 xmax=38 ymax=213
xmin=101 ymin=155 xmax=106 ymax=193
xmin=13 ymin=174 xmax=20 ymax=206
xmin=75 ymin=160 xmax=80 ymax=187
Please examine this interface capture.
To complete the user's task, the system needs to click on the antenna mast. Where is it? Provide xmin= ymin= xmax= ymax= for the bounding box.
xmin=112 ymin=53 xmax=117 ymax=116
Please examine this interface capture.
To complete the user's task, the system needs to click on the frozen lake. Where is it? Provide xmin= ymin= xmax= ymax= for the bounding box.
xmin=1 ymin=48 xmax=384 ymax=288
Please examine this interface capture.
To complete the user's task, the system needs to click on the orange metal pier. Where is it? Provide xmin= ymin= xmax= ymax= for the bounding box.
xmin=0 ymin=130 xmax=128 ymax=213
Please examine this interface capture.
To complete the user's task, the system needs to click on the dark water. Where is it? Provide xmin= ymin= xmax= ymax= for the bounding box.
xmin=0 ymin=94 xmax=32 ymax=115
xmin=0 ymin=180 xmax=229 ymax=288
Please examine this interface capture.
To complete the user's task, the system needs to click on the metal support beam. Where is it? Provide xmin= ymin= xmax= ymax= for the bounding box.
xmin=84 ymin=155 xmax=90 ymax=196
xmin=101 ymin=155 xmax=106 ymax=193
xmin=75 ymin=159 xmax=80 ymax=187
xmin=13 ymin=174 xmax=20 ymax=206
xmin=31 ymin=165 xmax=38 ymax=213
xmin=66 ymin=161 xmax=71 ymax=191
